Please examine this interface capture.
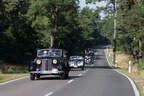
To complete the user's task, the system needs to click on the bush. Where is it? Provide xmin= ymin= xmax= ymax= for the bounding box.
xmin=6 ymin=70 xmax=28 ymax=74
xmin=138 ymin=58 xmax=144 ymax=70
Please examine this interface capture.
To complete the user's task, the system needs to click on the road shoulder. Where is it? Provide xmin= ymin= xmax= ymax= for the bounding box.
xmin=105 ymin=50 xmax=140 ymax=96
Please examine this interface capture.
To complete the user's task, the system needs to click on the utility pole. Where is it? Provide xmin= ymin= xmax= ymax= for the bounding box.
xmin=113 ymin=0 xmax=117 ymax=67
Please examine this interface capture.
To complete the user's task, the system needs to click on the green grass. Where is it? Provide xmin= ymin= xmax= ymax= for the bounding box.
xmin=138 ymin=57 xmax=144 ymax=70
xmin=0 ymin=76 xmax=4 ymax=80
xmin=0 ymin=73 xmax=28 ymax=83
xmin=5 ymin=70 xmax=28 ymax=74
xmin=0 ymin=60 xmax=29 ymax=83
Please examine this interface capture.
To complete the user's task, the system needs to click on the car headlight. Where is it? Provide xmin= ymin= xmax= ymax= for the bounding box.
xmin=53 ymin=59 xmax=57 ymax=64
xmin=36 ymin=59 xmax=41 ymax=65
xmin=69 ymin=61 xmax=74 ymax=66
xmin=78 ymin=61 xmax=83 ymax=65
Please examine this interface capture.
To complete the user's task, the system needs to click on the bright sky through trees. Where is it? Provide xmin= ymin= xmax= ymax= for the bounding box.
xmin=79 ymin=0 xmax=107 ymax=9
xmin=79 ymin=0 xmax=107 ymax=18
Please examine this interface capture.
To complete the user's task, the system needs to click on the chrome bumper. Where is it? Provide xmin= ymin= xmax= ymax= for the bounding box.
xmin=30 ymin=71 xmax=64 ymax=74
xmin=69 ymin=65 xmax=83 ymax=68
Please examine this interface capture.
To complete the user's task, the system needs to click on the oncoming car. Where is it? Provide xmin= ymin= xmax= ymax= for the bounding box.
xmin=68 ymin=56 xmax=84 ymax=70
xmin=85 ymin=51 xmax=95 ymax=64
xmin=84 ymin=55 xmax=91 ymax=64
xmin=29 ymin=49 xmax=69 ymax=80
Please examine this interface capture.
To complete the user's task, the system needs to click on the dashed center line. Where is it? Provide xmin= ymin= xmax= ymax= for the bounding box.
xmin=67 ymin=79 xmax=74 ymax=84
xmin=44 ymin=70 xmax=89 ymax=96
xmin=44 ymin=92 xmax=53 ymax=96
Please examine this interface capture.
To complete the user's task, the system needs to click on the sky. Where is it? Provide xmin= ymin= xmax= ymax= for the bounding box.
xmin=79 ymin=0 xmax=107 ymax=9
xmin=79 ymin=0 xmax=107 ymax=18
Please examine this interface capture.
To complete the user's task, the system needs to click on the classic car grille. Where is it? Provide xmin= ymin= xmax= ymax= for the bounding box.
xmin=41 ymin=59 xmax=53 ymax=71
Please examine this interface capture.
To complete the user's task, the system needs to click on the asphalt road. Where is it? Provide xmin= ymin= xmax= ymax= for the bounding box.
xmin=0 ymin=48 xmax=135 ymax=96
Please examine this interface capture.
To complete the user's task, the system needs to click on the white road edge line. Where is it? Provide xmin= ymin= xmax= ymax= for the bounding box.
xmin=105 ymin=50 xmax=140 ymax=96
xmin=67 ymin=79 xmax=74 ymax=84
xmin=0 ymin=76 xmax=29 ymax=86
xmin=44 ymin=92 xmax=54 ymax=96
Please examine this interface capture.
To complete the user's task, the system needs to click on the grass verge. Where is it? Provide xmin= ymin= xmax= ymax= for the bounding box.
xmin=106 ymin=48 xmax=144 ymax=96
xmin=0 ymin=73 xmax=28 ymax=83
xmin=0 ymin=61 xmax=29 ymax=83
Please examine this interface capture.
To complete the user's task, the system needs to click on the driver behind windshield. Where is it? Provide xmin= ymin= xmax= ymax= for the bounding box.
xmin=43 ymin=50 xmax=48 ymax=56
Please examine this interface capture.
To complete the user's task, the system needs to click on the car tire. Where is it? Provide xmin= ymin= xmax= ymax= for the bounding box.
xmin=36 ymin=74 xmax=40 ymax=80
xmin=60 ymin=73 xmax=69 ymax=80
xmin=30 ymin=73 xmax=35 ymax=80
xmin=81 ymin=67 xmax=84 ymax=70
xmin=69 ymin=68 xmax=71 ymax=71
xmin=60 ymin=73 xmax=66 ymax=79
xmin=65 ymin=73 xmax=69 ymax=79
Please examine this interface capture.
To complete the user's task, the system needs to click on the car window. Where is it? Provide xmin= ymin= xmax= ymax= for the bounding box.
xmin=70 ymin=56 xmax=83 ymax=60
xmin=37 ymin=49 xmax=62 ymax=57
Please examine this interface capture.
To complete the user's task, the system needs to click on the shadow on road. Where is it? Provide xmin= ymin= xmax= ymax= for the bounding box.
xmin=37 ymin=75 xmax=81 ymax=81
xmin=85 ymin=65 xmax=113 ymax=70
xmin=70 ymin=69 xmax=84 ymax=71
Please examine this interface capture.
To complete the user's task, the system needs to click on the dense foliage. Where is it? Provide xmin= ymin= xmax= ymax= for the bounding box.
xmin=0 ymin=0 xmax=106 ymax=65
xmin=1 ymin=0 xmax=143 ymax=69
xmin=99 ymin=0 xmax=144 ymax=69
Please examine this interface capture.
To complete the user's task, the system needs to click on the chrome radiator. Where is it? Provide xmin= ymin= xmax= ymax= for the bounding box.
xmin=41 ymin=59 xmax=52 ymax=71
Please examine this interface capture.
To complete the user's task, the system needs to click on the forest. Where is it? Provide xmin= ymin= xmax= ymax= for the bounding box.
xmin=0 ymin=0 xmax=107 ymax=65
xmin=0 ymin=0 xmax=144 ymax=69
xmin=100 ymin=0 xmax=144 ymax=69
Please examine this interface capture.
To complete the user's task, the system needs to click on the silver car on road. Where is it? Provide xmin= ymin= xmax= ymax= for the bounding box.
xmin=68 ymin=56 xmax=85 ymax=70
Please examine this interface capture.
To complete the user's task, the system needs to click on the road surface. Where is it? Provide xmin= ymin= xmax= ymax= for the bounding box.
xmin=0 ymin=48 xmax=135 ymax=96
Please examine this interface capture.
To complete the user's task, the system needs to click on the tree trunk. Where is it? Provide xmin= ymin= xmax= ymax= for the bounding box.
xmin=113 ymin=0 xmax=117 ymax=66
xmin=138 ymin=39 xmax=142 ymax=62
xmin=50 ymin=7 xmax=58 ymax=48
xmin=50 ymin=35 xmax=54 ymax=48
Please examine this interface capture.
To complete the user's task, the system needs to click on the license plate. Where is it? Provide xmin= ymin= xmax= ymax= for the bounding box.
xmin=74 ymin=65 xmax=77 ymax=68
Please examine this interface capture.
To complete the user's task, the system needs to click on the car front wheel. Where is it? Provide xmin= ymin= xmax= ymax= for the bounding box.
xmin=30 ymin=73 xmax=35 ymax=80
xmin=36 ymin=74 xmax=40 ymax=80
xmin=81 ymin=67 xmax=84 ymax=70
xmin=60 ymin=73 xmax=69 ymax=80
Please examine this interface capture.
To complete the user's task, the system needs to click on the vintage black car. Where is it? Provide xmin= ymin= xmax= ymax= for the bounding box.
xmin=68 ymin=56 xmax=85 ymax=70
xmin=29 ymin=48 xmax=69 ymax=80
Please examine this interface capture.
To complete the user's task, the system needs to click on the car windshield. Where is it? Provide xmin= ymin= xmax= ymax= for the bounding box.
xmin=70 ymin=56 xmax=83 ymax=60
xmin=37 ymin=49 xmax=62 ymax=57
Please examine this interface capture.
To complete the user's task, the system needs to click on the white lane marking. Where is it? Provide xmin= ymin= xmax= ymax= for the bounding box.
xmin=105 ymin=50 xmax=140 ymax=96
xmin=78 ymin=73 xmax=82 ymax=76
xmin=67 ymin=79 xmax=74 ymax=84
xmin=44 ymin=92 xmax=53 ymax=96
xmin=0 ymin=76 xmax=29 ymax=86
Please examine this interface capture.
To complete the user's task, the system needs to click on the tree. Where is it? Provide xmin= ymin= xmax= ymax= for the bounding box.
xmin=0 ymin=0 xmax=106 ymax=65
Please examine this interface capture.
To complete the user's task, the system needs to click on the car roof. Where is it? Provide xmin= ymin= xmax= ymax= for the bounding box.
xmin=38 ymin=48 xmax=62 ymax=51
xmin=70 ymin=56 xmax=83 ymax=57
